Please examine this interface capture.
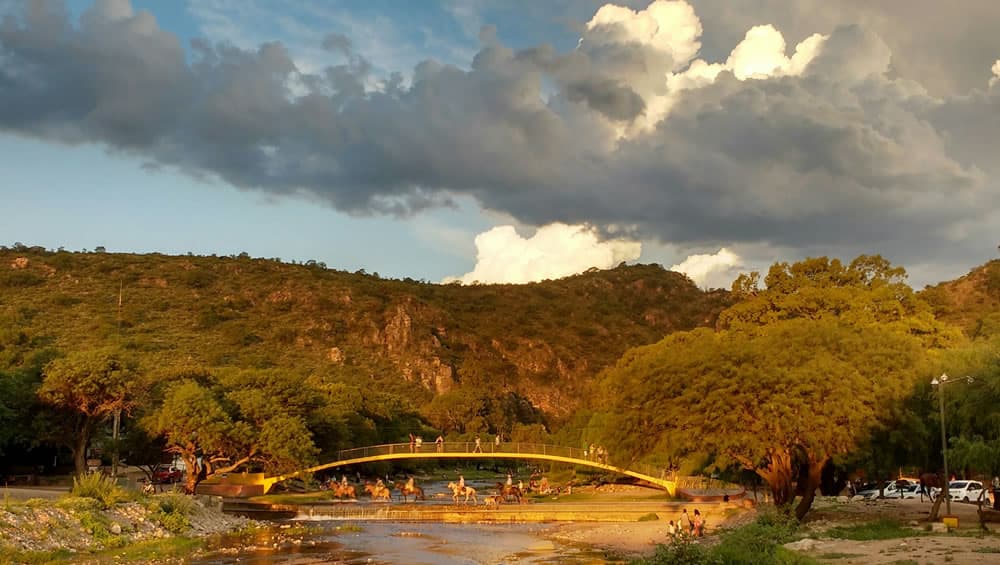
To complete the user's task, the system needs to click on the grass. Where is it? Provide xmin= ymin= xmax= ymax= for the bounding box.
xmin=817 ymin=553 xmax=865 ymax=560
xmin=826 ymin=519 xmax=923 ymax=541
xmin=974 ymin=547 xmax=1000 ymax=553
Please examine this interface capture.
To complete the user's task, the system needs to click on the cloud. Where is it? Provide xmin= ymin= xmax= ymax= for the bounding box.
xmin=992 ymin=60 xmax=1000 ymax=89
xmin=444 ymin=223 xmax=641 ymax=284
xmin=670 ymin=248 xmax=741 ymax=289
xmin=1 ymin=0 xmax=999 ymax=277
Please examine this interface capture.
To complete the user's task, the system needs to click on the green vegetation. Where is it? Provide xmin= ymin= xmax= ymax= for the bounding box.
xmin=634 ymin=511 xmax=815 ymax=565
xmin=69 ymin=473 xmax=130 ymax=509
xmin=4 ymin=246 xmax=1000 ymax=531
xmin=1 ymin=247 xmax=729 ymax=491
xmin=826 ymin=519 xmax=922 ymax=541
xmin=599 ymin=256 xmax=962 ymax=519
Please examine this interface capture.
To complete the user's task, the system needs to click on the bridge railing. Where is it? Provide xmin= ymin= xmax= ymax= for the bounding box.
xmin=331 ymin=442 xmax=674 ymax=480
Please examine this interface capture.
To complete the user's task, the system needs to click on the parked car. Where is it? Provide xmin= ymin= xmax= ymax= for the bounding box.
xmin=859 ymin=479 xmax=917 ymax=499
xmin=945 ymin=480 xmax=987 ymax=502
xmin=151 ymin=464 xmax=182 ymax=484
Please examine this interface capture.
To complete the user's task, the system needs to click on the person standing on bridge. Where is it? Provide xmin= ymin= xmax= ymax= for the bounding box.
xmin=409 ymin=433 xmax=416 ymax=453
xmin=436 ymin=435 xmax=444 ymax=452
xmin=473 ymin=436 xmax=483 ymax=453
xmin=495 ymin=433 xmax=501 ymax=451
xmin=415 ymin=436 xmax=423 ymax=451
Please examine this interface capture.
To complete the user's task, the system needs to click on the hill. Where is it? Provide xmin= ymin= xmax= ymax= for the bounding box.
xmin=0 ymin=246 xmax=732 ymax=421
xmin=920 ymin=259 xmax=1000 ymax=338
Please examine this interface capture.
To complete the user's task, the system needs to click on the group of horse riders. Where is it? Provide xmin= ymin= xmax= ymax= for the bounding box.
xmin=322 ymin=471 xmax=531 ymax=505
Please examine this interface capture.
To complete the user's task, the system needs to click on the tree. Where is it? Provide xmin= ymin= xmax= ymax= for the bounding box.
xmin=37 ymin=349 xmax=140 ymax=476
xmin=599 ymin=255 xmax=956 ymax=519
xmin=143 ymin=369 xmax=320 ymax=493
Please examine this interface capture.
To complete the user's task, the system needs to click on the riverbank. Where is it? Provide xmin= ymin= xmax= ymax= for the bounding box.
xmin=0 ymin=491 xmax=254 ymax=563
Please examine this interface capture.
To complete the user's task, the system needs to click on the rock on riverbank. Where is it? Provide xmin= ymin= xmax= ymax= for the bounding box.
xmin=0 ymin=495 xmax=252 ymax=554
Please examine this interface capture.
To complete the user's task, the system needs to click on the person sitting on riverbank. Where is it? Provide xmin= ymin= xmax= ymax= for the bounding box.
xmin=539 ymin=477 xmax=551 ymax=494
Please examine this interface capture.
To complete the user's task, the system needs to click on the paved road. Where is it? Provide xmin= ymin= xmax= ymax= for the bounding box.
xmin=0 ymin=486 xmax=69 ymax=500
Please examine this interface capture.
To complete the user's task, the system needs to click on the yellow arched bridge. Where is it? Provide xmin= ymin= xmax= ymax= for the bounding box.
xmin=202 ymin=442 xmax=698 ymax=497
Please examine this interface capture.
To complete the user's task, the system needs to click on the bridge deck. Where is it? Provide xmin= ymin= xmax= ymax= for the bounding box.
xmin=260 ymin=442 xmax=678 ymax=495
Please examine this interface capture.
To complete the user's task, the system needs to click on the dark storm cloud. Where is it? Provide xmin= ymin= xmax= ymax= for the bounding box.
xmin=1 ymin=0 xmax=998 ymax=271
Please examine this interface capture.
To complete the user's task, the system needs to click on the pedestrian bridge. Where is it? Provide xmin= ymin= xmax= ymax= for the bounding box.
xmin=211 ymin=442 xmax=681 ymax=496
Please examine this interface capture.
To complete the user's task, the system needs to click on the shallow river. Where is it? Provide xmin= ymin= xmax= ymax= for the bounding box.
xmin=190 ymin=521 xmax=618 ymax=564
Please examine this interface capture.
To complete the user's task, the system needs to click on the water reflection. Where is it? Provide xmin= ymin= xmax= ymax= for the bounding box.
xmin=191 ymin=522 xmax=624 ymax=564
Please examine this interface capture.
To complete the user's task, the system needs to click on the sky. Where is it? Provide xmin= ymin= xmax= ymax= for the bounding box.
xmin=1 ymin=0 xmax=999 ymax=289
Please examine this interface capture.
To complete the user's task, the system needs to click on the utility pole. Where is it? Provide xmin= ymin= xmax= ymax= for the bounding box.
xmin=111 ymin=409 xmax=121 ymax=479
xmin=117 ymin=279 xmax=123 ymax=333
xmin=936 ymin=374 xmax=951 ymax=516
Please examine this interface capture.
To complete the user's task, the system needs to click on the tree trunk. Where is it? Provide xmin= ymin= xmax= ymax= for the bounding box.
xmin=71 ymin=420 xmax=91 ymax=477
xmin=795 ymin=453 xmax=829 ymax=520
xmin=757 ymin=448 xmax=795 ymax=506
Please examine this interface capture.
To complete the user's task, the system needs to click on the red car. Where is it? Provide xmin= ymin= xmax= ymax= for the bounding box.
xmin=151 ymin=465 xmax=182 ymax=484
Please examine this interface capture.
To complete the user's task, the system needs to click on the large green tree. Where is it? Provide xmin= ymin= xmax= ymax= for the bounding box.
xmin=37 ymin=348 xmax=140 ymax=476
xmin=143 ymin=368 xmax=320 ymax=493
xmin=599 ymin=255 xmax=957 ymax=519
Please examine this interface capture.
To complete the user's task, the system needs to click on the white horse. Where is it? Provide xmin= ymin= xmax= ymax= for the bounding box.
xmin=447 ymin=481 xmax=478 ymax=505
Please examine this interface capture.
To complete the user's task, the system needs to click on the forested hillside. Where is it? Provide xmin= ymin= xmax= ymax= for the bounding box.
xmin=0 ymin=246 xmax=730 ymax=421
xmin=920 ymin=259 xmax=1000 ymax=339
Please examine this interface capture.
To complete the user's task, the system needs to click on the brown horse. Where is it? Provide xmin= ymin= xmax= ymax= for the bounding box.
xmin=333 ymin=483 xmax=356 ymax=500
xmin=364 ymin=482 xmax=392 ymax=502
xmin=920 ymin=473 xmax=943 ymax=502
xmin=447 ymin=482 xmax=478 ymax=505
xmin=394 ymin=480 xmax=425 ymax=502
xmin=495 ymin=482 xmax=524 ymax=504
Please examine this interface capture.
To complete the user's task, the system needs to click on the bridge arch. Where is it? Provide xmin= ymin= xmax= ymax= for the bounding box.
xmin=260 ymin=441 xmax=677 ymax=495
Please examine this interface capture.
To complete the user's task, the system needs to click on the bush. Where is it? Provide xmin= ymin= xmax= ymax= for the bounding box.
xmin=635 ymin=509 xmax=809 ymax=565
xmin=153 ymin=493 xmax=194 ymax=516
xmin=150 ymin=493 xmax=194 ymax=534
xmin=70 ymin=473 xmax=128 ymax=509
xmin=634 ymin=536 xmax=718 ymax=565
xmin=156 ymin=510 xmax=191 ymax=534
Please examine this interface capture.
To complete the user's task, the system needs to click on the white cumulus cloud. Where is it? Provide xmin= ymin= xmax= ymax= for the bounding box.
xmin=991 ymin=60 xmax=1000 ymax=89
xmin=670 ymin=248 xmax=742 ymax=289
xmin=444 ymin=224 xmax=642 ymax=284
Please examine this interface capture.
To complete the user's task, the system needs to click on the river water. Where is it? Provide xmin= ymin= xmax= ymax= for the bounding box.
xmin=190 ymin=479 xmax=627 ymax=564
xmin=190 ymin=522 xmax=619 ymax=564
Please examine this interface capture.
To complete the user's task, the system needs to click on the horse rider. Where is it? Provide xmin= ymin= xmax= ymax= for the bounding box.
xmin=341 ymin=474 xmax=348 ymax=486
xmin=506 ymin=472 xmax=513 ymax=486
xmin=406 ymin=475 xmax=415 ymax=491
xmin=376 ymin=477 xmax=384 ymax=489
xmin=458 ymin=474 xmax=466 ymax=493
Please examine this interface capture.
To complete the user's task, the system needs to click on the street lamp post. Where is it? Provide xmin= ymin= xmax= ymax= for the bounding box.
xmin=930 ymin=372 xmax=974 ymax=518
xmin=931 ymin=373 xmax=951 ymax=516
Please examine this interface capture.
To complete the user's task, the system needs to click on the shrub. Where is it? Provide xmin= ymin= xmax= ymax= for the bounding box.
xmin=154 ymin=493 xmax=194 ymax=516
xmin=634 ymin=536 xmax=718 ymax=565
xmin=70 ymin=474 xmax=128 ymax=509
xmin=156 ymin=510 xmax=191 ymax=534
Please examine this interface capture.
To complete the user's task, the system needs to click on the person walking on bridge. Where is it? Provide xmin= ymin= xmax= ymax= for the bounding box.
xmin=473 ymin=436 xmax=483 ymax=453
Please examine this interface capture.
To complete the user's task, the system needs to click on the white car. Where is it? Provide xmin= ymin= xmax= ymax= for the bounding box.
xmin=945 ymin=480 xmax=987 ymax=503
xmin=860 ymin=479 xmax=917 ymax=499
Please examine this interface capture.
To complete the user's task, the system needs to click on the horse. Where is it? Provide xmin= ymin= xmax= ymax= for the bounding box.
xmin=495 ymin=482 xmax=524 ymax=504
xmin=333 ymin=482 xmax=356 ymax=500
xmin=364 ymin=482 xmax=392 ymax=502
xmin=920 ymin=472 xmax=943 ymax=502
xmin=447 ymin=481 xmax=478 ymax=505
xmin=393 ymin=480 xmax=425 ymax=502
